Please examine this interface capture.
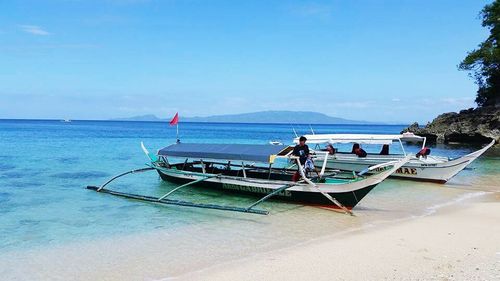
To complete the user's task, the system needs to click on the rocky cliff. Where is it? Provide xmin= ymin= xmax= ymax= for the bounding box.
xmin=402 ymin=106 xmax=499 ymax=144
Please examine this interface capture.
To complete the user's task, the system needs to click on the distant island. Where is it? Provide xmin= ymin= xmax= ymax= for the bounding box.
xmin=112 ymin=111 xmax=375 ymax=125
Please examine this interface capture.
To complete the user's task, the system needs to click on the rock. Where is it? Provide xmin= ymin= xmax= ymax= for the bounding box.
xmin=402 ymin=106 xmax=499 ymax=144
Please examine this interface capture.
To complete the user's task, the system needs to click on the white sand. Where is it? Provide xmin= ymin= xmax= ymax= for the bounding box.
xmin=182 ymin=200 xmax=500 ymax=281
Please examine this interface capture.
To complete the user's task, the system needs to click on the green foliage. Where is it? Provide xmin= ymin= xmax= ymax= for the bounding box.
xmin=459 ymin=0 xmax=500 ymax=107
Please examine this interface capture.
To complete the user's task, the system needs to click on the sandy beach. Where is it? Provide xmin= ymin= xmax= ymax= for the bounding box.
xmin=182 ymin=195 xmax=500 ymax=281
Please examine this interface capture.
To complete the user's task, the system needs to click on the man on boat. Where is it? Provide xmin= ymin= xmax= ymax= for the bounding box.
xmin=293 ymin=136 xmax=310 ymax=165
xmin=292 ymin=136 xmax=316 ymax=180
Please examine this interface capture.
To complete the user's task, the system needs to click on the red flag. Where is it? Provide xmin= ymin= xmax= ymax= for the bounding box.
xmin=169 ymin=112 xmax=179 ymax=126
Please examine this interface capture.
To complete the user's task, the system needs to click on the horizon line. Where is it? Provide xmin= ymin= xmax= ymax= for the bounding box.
xmin=0 ymin=118 xmax=411 ymax=126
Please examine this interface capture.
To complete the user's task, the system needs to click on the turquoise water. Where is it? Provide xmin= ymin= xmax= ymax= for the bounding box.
xmin=0 ymin=120 xmax=498 ymax=276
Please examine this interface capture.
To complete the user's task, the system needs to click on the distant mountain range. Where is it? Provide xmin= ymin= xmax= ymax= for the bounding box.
xmin=112 ymin=111 xmax=374 ymax=124
xmin=112 ymin=111 xmax=375 ymax=124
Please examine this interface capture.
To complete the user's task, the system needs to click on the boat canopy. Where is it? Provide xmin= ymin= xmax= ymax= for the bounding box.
xmin=158 ymin=143 xmax=289 ymax=163
xmin=293 ymin=133 xmax=425 ymax=145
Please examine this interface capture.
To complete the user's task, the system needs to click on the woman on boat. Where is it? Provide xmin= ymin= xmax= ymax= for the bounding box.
xmin=353 ymin=145 xmax=367 ymax=158
xmin=380 ymin=144 xmax=390 ymax=155
xmin=351 ymin=143 xmax=360 ymax=153
xmin=416 ymin=147 xmax=431 ymax=159
xmin=326 ymin=144 xmax=336 ymax=155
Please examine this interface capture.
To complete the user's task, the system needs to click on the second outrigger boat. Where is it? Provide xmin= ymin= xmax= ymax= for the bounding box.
xmin=88 ymin=142 xmax=410 ymax=215
xmin=294 ymin=133 xmax=495 ymax=183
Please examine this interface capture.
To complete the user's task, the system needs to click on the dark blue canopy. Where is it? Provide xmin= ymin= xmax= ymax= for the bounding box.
xmin=158 ymin=143 xmax=288 ymax=163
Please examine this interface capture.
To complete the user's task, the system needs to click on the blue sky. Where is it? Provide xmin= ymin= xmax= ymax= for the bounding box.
xmin=0 ymin=0 xmax=491 ymax=123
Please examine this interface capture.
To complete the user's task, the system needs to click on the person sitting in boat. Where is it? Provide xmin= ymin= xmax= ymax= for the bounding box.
xmin=326 ymin=144 xmax=336 ymax=155
xmin=416 ymin=147 xmax=431 ymax=159
xmin=351 ymin=143 xmax=360 ymax=153
xmin=304 ymin=155 xmax=320 ymax=177
xmin=379 ymin=144 xmax=390 ymax=155
xmin=354 ymin=146 xmax=367 ymax=158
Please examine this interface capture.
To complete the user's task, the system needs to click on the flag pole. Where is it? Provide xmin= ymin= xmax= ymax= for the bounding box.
xmin=176 ymin=123 xmax=180 ymax=143
xmin=170 ymin=112 xmax=180 ymax=143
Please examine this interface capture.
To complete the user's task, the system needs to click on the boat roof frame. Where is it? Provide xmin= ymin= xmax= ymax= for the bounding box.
xmin=293 ymin=133 xmax=426 ymax=153
xmin=157 ymin=143 xmax=293 ymax=164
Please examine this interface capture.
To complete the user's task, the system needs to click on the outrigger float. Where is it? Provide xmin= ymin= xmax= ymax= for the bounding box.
xmin=294 ymin=133 xmax=495 ymax=183
xmin=87 ymin=143 xmax=410 ymax=215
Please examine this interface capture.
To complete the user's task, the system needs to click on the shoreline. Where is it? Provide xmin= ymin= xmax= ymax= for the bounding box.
xmin=179 ymin=193 xmax=500 ymax=281
xmin=0 ymin=118 xmax=401 ymax=126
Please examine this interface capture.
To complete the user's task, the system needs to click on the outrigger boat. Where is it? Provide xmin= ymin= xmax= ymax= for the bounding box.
xmin=87 ymin=142 xmax=410 ymax=215
xmin=294 ymin=133 xmax=495 ymax=183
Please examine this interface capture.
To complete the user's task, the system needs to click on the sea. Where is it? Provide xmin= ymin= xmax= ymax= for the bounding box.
xmin=0 ymin=119 xmax=498 ymax=279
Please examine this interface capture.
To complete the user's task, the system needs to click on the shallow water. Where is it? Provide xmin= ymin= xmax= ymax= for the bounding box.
xmin=0 ymin=120 xmax=498 ymax=279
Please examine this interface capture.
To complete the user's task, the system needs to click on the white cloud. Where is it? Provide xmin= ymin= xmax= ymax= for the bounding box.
xmin=440 ymin=97 xmax=474 ymax=106
xmin=19 ymin=25 xmax=50 ymax=36
xmin=391 ymin=98 xmax=401 ymax=102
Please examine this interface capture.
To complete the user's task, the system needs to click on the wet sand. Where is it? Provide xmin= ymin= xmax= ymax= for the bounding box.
xmin=182 ymin=194 xmax=500 ymax=281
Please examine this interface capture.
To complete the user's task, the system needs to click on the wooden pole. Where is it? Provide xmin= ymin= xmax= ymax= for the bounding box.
xmin=176 ymin=124 xmax=179 ymax=143
xmin=319 ymin=152 xmax=328 ymax=177
xmin=296 ymin=158 xmax=353 ymax=215
xmin=87 ymin=185 xmax=268 ymax=215
xmin=242 ymin=162 xmax=247 ymax=178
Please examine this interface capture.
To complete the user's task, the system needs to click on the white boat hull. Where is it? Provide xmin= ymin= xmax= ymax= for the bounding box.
xmin=317 ymin=140 xmax=495 ymax=183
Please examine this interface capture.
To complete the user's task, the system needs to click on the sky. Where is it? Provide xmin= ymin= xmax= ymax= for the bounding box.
xmin=0 ymin=0 xmax=492 ymax=123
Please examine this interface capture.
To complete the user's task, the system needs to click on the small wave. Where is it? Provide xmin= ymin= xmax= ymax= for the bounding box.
xmin=57 ymin=157 xmax=80 ymax=164
xmin=0 ymin=171 xmax=25 ymax=179
xmin=50 ymin=171 xmax=111 ymax=179
xmin=113 ymin=155 xmax=132 ymax=161
xmin=19 ymin=219 xmax=41 ymax=226
xmin=0 ymin=163 xmax=16 ymax=171
xmin=8 ymin=181 xmax=45 ymax=188
xmin=0 ymin=192 xmax=11 ymax=203
xmin=421 ymin=191 xmax=488 ymax=217
xmin=80 ymin=205 xmax=110 ymax=212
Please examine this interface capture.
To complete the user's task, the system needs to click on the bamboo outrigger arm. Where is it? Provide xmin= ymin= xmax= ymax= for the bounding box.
xmin=87 ymin=166 xmax=269 ymax=215
xmin=86 ymin=186 xmax=268 ymax=215
xmin=95 ymin=167 xmax=156 ymax=191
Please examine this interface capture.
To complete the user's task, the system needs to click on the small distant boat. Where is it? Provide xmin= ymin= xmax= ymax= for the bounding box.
xmin=294 ymin=133 xmax=495 ymax=183
xmin=61 ymin=118 xmax=72 ymax=123
xmin=87 ymin=142 xmax=410 ymax=215
xmin=269 ymin=140 xmax=283 ymax=145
